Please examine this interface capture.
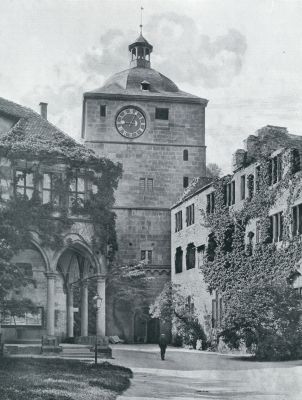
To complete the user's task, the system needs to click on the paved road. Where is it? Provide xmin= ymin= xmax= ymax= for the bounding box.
xmin=111 ymin=345 xmax=302 ymax=400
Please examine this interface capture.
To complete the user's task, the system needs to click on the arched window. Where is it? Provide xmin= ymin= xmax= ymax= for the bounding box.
xmin=183 ymin=149 xmax=188 ymax=161
xmin=132 ymin=48 xmax=136 ymax=56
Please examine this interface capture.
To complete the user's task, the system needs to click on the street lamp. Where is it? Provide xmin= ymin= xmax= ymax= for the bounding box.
xmin=93 ymin=294 xmax=102 ymax=365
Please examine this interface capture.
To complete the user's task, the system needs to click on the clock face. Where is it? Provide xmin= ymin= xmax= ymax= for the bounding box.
xmin=115 ymin=107 xmax=146 ymax=139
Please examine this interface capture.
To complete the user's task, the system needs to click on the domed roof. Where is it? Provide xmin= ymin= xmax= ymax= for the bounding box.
xmin=86 ymin=67 xmax=202 ymax=100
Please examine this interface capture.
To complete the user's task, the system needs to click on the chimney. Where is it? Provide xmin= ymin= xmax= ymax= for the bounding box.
xmin=39 ymin=102 xmax=48 ymax=119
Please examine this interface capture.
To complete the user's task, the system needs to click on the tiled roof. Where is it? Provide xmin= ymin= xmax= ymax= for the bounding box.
xmin=85 ymin=67 xmax=208 ymax=103
xmin=0 ymin=97 xmax=96 ymax=163
xmin=173 ymin=176 xmax=214 ymax=208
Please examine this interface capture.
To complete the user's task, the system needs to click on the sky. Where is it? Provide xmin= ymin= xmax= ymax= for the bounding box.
xmin=1 ymin=0 xmax=302 ymax=173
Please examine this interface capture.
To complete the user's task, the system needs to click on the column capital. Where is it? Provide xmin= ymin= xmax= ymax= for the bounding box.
xmin=96 ymin=274 xmax=106 ymax=282
xmin=46 ymin=272 xmax=57 ymax=279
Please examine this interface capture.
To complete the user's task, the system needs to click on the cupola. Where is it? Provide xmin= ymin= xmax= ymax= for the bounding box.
xmin=128 ymin=33 xmax=153 ymax=69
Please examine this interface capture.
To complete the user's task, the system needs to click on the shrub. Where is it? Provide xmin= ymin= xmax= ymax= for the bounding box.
xmin=220 ymin=282 xmax=302 ymax=360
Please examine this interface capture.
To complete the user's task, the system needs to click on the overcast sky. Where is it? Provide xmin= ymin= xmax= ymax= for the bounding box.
xmin=1 ymin=0 xmax=302 ymax=172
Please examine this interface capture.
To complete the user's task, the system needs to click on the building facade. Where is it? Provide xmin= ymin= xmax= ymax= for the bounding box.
xmin=171 ymin=125 xmax=302 ymax=344
xmin=82 ymin=33 xmax=208 ymax=342
xmin=0 ymin=97 xmax=111 ymax=346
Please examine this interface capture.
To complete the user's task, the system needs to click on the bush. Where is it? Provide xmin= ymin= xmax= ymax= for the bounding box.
xmin=220 ymin=282 xmax=302 ymax=360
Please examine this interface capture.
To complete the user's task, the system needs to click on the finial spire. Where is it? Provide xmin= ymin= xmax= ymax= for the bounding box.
xmin=140 ymin=6 xmax=144 ymax=34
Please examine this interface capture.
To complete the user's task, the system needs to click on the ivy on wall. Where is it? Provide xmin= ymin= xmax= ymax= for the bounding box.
xmin=202 ymin=149 xmax=302 ymax=297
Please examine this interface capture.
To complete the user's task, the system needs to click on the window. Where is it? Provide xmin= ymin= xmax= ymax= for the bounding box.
xmin=183 ymin=149 xmax=188 ymax=161
xmin=255 ymin=165 xmax=261 ymax=192
xmin=183 ymin=176 xmax=189 ymax=188
xmin=100 ymin=105 xmax=106 ymax=117
xmin=140 ymin=178 xmax=153 ymax=192
xmin=247 ymin=174 xmax=254 ymax=199
xmin=139 ymin=178 xmax=145 ymax=192
xmin=240 ymin=175 xmax=246 ymax=200
xmin=141 ymin=250 xmax=152 ymax=264
xmin=231 ymin=181 xmax=235 ymax=205
xmin=292 ymin=149 xmax=300 ymax=174
xmin=224 ymin=182 xmax=235 ymax=206
xmin=186 ymin=243 xmax=196 ymax=270
xmin=175 ymin=210 xmax=183 ymax=232
xmin=141 ymin=81 xmax=150 ymax=91
xmin=268 ymin=154 xmax=282 ymax=185
xmin=42 ymin=173 xmax=59 ymax=205
xmin=256 ymin=221 xmax=261 ymax=244
xmin=186 ymin=204 xmax=195 ymax=226
xmin=206 ymin=192 xmax=215 ymax=214
xmin=15 ymin=170 xmax=34 ymax=199
xmin=197 ymin=245 xmax=205 ymax=268
xmin=270 ymin=212 xmax=283 ymax=242
xmin=292 ymin=203 xmax=302 ymax=236
xmin=175 ymin=247 xmax=183 ymax=273
xmin=207 ymin=233 xmax=217 ymax=262
xmin=69 ymin=175 xmax=85 ymax=208
xmin=155 ymin=107 xmax=169 ymax=120
xmin=212 ymin=299 xmax=217 ymax=328
xmin=147 ymin=178 xmax=154 ymax=192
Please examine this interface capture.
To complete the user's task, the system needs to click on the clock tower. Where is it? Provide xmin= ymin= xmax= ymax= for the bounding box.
xmin=82 ymin=32 xmax=208 ymax=342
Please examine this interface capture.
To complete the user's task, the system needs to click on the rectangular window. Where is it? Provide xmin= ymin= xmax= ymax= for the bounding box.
xmin=270 ymin=211 xmax=283 ymax=242
xmin=270 ymin=154 xmax=282 ymax=185
xmin=139 ymin=178 xmax=145 ymax=192
xmin=100 ymin=105 xmax=106 ymax=117
xmin=42 ymin=173 xmax=59 ymax=206
xmin=147 ymin=178 xmax=154 ymax=192
xmin=69 ymin=175 xmax=85 ymax=208
xmin=206 ymin=192 xmax=215 ymax=214
xmin=175 ymin=247 xmax=183 ymax=274
xmin=255 ymin=165 xmax=261 ymax=192
xmin=186 ymin=243 xmax=196 ymax=270
xmin=183 ymin=176 xmax=189 ymax=188
xmin=197 ymin=245 xmax=205 ymax=268
xmin=256 ymin=221 xmax=261 ymax=244
xmin=141 ymin=250 xmax=152 ymax=264
xmin=15 ymin=170 xmax=34 ymax=199
xmin=186 ymin=204 xmax=195 ymax=226
xmin=155 ymin=107 xmax=169 ymax=120
xmin=292 ymin=203 xmax=302 ymax=236
xmin=212 ymin=299 xmax=217 ymax=328
xmin=240 ymin=175 xmax=246 ymax=200
xmin=231 ymin=181 xmax=235 ymax=205
xmin=175 ymin=210 xmax=183 ymax=232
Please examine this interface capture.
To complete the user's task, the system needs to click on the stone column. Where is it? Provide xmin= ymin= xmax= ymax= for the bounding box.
xmin=96 ymin=276 xmax=106 ymax=337
xmin=67 ymin=285 xmax=74 ymax=338
xmin=81 ymin=280 xmax=88 ymax=337
xmin=46 ymin=272 xmax=56 ymax=336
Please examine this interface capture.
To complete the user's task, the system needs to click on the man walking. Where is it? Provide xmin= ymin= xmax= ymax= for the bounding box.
xmin=159 ymin=333 xmax=168 ymax=360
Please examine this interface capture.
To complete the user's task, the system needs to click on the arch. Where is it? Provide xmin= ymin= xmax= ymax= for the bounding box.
xmin=51 ymin=233 xmax=105 ymax=276
xmin=29 ymin=232 xmax=51 ymax=272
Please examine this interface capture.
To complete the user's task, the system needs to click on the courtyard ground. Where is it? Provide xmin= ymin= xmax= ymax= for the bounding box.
xmin=0 ymin=357 xmax=132 ymax=400
xmin=110 ymin=344 xmax=302 ymax=400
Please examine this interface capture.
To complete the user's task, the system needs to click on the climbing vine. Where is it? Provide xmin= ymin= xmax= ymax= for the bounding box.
xmin=201 ymin=148 xmax=302 ymax=358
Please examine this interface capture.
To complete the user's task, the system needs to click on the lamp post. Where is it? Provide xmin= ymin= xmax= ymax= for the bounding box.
xmin=93 ymin=294 xmax=102 ymax=365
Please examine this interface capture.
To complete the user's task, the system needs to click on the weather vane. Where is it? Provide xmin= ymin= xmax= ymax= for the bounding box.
xmin=140 ymin=6 xmax=144 ymax=34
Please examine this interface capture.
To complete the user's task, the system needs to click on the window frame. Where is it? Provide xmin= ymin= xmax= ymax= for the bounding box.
xmin=15 ymin=170 xmax=34 ymax=199
xmin=155 ymin=107 xmax=169 ymax=120
xmin=186 ymin=204 xmax=195 ymax=226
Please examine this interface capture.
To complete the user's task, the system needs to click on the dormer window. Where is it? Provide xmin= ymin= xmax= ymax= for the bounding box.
xmin=141 ymin=80 xmax=150 ymax=91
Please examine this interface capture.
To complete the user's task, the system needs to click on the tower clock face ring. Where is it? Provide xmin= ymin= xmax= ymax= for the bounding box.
xmin=115 ymin=106 xmax=146 ymax=139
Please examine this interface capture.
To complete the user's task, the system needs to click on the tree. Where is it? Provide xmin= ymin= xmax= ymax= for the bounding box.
xmin=106 ymin=262 xmax=154 ymax=339
xmin=206 ymin=163 xmax=222 ymax=178
xmin=221 ymin=282 xmax=302 ymax=360
xmin=150 ymin=282 xmax=207 ymax=349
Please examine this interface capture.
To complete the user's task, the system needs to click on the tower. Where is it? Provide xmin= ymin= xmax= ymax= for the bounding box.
xmin=82 ymin=31 xmax=208 ymax=341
